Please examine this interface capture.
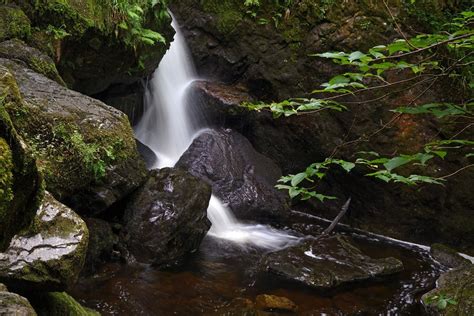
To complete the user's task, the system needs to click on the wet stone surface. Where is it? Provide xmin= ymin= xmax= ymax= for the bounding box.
xmin=260 ymin=235 xmax=404 ymax=290
xmin=0 ymin=192 xmax=88 ymax=291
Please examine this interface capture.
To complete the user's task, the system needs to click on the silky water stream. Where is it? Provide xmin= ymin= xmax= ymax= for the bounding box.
xmin=72 ymin=17 xmax=444 ymax=315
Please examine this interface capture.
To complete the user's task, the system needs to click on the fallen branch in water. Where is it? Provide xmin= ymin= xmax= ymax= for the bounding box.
xmin=316 ymin=197 xmax=352 ymax=239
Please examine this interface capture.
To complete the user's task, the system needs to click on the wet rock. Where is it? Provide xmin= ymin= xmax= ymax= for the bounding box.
xmin=0 ymin=5 xmax=31 ymax=42
xmin=136 ymin=139 xmax=158 ymax=169
xmin=0 ymin=70 xmax=43 ymax=251
xmin=29 ymin=292 xmax=99 ymax=316
xmin=0 ymin=39 xmax=65 ymax=85
xmin=124 ymin=168 xmax=212 ymax=268
xmin=0 ymin=58 xmax=147 ymax=215
xmin=430 ymin=243 xmax=471 ymax=269
xmin=255 ymin=294 xmax=297 ymax=313
xmin=0 ymin=283 xmax=37 ymax=316
xmin=82 ymin=218 xmax=119 ymax=275
xmin=0 ymin=192 xmax=88 ymax=291
xmin=176 ymin=128 xmax=289 ymax=223
xmin=260 ymin=235 xmax=403 ymax=290
xmin=422 ymin=265 xmax=474 ymax=316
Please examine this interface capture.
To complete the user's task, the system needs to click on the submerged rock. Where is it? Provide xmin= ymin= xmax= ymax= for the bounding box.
xmin=260 ymin=235 xmax=403 ymax=290
xmin=124 ymin=168 xmax=212 ymax=268
xmin=255 ymin=294 xmax=297 ymax=313
xmin=0 ymin=57 xmax=147 ymax=215
xmin=0 ymin=283 xmax=36 ymax=316
xmin=0 ymin=192 xmax=88 ymax=291
xmin=177 ymin=128 xmax=289 ymax=223
xmin=422 ymin=265 xmax=474 ymax=316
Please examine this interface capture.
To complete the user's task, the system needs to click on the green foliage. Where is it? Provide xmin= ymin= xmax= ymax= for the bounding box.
xmin=52 ymin=124 xmax=117 ymax=180
xmin=0 ymin=137 xmax=14 ymax=218
xmin=244 ymin=9 xmax=474 ymax=204
xmin=425 ymin=294 xmax=458 ymax=310
xmin=110 ymin=0 xmax=168 ymax=49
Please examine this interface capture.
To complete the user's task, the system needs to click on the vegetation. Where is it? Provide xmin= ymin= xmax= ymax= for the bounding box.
xmin=244 ymin=8 xmax=473 ymax=202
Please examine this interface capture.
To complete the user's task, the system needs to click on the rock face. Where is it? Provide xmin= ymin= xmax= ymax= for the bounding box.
xmin=430 ymin=244 xmax=472 ymax=269
xmin=0 ymin=283 xmax=37 ymax=316
xmin=177 ymin=128 xmax=289 ymax=223
xmin=0 ymin=192 xmax=88 ymax=292
xmin=124 ymin=168 xmax=212 ymax=268
xmin=0 ymin=57 xmax=147 ymax=215
xmin=0 ymin=39 xmax=65 ymax=85
xmin=422 ymin=265 xmax=474 ymax=316
xmin=0 ymin=70 xmax=43 ymax=251
xmin=260 ymin=235 xmax=403 ymax=290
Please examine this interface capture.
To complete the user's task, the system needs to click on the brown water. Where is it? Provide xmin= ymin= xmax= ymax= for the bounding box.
xmin=71 ymin=215 xmax=443 ymax=315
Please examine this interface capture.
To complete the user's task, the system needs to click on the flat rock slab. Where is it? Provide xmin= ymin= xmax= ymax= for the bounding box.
xmin=260 ymin=235 xmax=403 ymax=290
xmin=0 ymin=192 xmax=88 ymax=291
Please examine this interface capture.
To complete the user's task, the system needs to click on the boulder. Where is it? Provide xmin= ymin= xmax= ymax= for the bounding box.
xmin=0 ymin=70 xmax=43 ymax=251
xmin=260 ymin=235 xmax=403 ymax=290
xmin=176 ymin=128 xmax=289 ymax=223
xmin=0 ymin=5 xmax=31 ymax=42
xmin=124 ymin=168 xmax=212 ymax=268
xmin=0 ymin=39 xmax=65 ymax=85
xmin=82 ymin=218 xmax=119 ymax=275
xmin=0 ymin=192 xmax=89 ymax=291
xmin=430 ymin=243 xmax=471 ymax=269
xmin=28 ymin=292 xmax=99 ymax=316
xmin=422 ymin=265 xmax=474 ymax=316
xmin=136 ymin=139 xmax=158 ymax=170
xmin=0 ymin=58 xmax=147 ymax=215
xmin=0 ymin=283 xmax=36 ymax=316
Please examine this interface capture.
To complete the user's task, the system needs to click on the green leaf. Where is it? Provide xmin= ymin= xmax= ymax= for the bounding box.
xmin=384 ymin=156 xmax=412 ymax=171
xmin=291 ymin=172 xmax=307 ymax=186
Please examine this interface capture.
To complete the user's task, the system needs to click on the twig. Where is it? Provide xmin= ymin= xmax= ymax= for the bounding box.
xmin=438 ymin=164 xmax=474 ymax=180
xmin=316 ymin=197 xmax=352 ymax=239
xmin=383 ymin=0 xmax=417 ymax=50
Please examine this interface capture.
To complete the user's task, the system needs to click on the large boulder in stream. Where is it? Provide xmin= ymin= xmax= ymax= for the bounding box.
xmin=422 ymin=265 xmax=474 ymax=316
xmin=176 ymin=128 xmax=290 ymax=223
xmin=0 ymin=56 xmax=147 ymax=215
xmin=124 ymin=168 xmax=212 ymax=268
xmin=0 ymin=192 xmax=89 ymax=292
xmin=260 ymin=235 xmax=403 ymax=290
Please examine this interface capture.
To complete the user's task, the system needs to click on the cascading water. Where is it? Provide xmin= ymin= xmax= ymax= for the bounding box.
xmin=135 ymin=16 xmax=298 ymax=250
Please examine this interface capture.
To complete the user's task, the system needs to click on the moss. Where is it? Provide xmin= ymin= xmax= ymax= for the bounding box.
xmin=0 ymin=137 xmax=14 ymax=226
xmin=30 ymin=292 xmax=99 ymax=316
xmin=201 ymin=0 xmax=244 ymax=34
xmin=0 ymin=5 xmax=31 ymax=42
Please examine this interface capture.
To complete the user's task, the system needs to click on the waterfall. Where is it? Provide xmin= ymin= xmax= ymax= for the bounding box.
xmin=135 ymin=16 xmax=297 ymax=250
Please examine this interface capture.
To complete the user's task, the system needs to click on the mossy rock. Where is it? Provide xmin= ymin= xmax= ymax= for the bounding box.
xmin=0 ymin=283 xmax=37 ymax=316
xmin=29 ymin=292 xmax=99 ymax=316
xmin=0 ymin=192 xmax=89 ymax=291
xmin=31 ymin=292 xmax=98 ymax=316
xmin=0 ymin=5 xmax=31 ymax=42
xmin=7 ymin=0 xmax=173 ymax=95
xmin=422 ymin=265 xmax=474 ymax=315
xmin=0 ymin=57 xmax=147 ymax=215
xmin=0 ymin=66 xmax=43 ymax=251
xmin=0 ymin=39 xmax=65 ymax=85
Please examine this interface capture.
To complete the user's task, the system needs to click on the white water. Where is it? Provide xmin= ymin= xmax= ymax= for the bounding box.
xmin=135 ymin=17 xmax=298 ymax=250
